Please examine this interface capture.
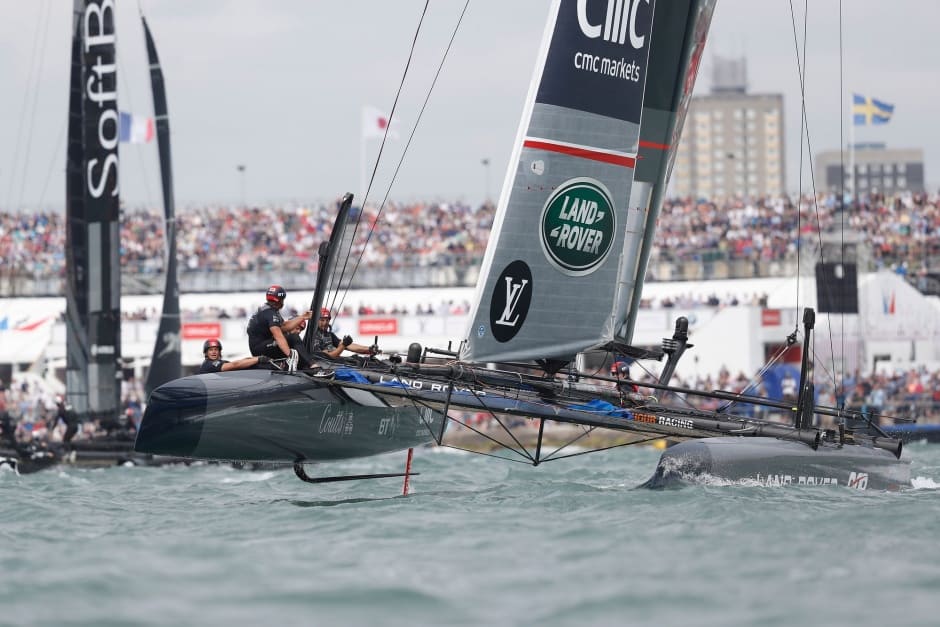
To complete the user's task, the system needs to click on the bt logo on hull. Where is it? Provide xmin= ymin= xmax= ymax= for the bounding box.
xmin=576 ymin=0 xmax=650 ymax=49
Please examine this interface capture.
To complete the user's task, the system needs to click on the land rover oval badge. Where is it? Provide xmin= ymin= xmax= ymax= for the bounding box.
xmin=489 ymin=260 xmax=533 ymax=343
xmin=539 ymin=177 xmax=616 ymax=276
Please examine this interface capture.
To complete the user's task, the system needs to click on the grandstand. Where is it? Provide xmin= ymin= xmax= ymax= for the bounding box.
xmin=4 ymin=192 xmax=940 ymax=428
xmin=3 ymin=191 xmax=940 ymax=296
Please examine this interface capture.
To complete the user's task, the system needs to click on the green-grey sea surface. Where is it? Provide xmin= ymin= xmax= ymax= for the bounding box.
xmin=2 ymin=442 xmax=939 ymax=627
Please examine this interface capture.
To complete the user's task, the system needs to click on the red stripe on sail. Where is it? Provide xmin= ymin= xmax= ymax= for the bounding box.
xmin=523 ymin=140 xmax=635 ymax=168
xmin=639 ymin=139 xmax=670 ymax=150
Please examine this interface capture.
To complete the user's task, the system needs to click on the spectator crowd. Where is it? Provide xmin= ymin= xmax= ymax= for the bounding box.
xmin=3 ymin=190 xmax=940 ymax=284
xmin=4 ymin=189 xmax=940 ymax=449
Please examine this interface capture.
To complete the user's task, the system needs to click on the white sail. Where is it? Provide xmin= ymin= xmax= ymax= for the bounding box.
xmin=462 ymin=0 xmax=655 ymax=363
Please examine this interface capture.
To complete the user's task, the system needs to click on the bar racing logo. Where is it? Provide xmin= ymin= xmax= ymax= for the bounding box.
xmin=632 ymin=413 xmax=694 ymax=431
xmin=539 ymin=178 xmax=616 ymax=276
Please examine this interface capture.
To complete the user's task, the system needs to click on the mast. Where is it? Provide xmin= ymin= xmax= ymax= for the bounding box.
xmin=65 ymin=0 xmax=89 ymax=418
xmin=615 ymin=0 xmax=718 ymax=342
xmin=67 ymin=0 xmax=122 ymax=422
xmin=142 ymin=15 xmax=182 ymax=396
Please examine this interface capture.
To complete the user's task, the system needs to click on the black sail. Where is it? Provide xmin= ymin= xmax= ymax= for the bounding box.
xmin=142 ymin=16 xmax=182 ymax=397
xmin=66 ymin=0 xmax=122 ymax=422
xmin=303 ymin=194 xmax=355 ymax=352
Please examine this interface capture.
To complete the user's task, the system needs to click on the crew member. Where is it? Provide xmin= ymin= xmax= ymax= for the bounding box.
xmin=246 ymin=285 xmax=314 ymax=368
xmin=54 ymin=396 xmax=79 ymax=443
xmin=199 ymin=338 xmax=271 ymax=374
xmin=313 ymin=307 xmax=379 ymax=360
xmin=611 ymin=361 xmax=640 ymax=393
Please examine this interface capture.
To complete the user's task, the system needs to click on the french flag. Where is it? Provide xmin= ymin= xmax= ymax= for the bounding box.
xmin=119 ymin=111 xmax=155 ymax=143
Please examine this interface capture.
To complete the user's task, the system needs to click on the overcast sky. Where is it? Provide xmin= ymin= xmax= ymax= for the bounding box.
xmin=0 ymin=0 xmax=935 ymax=213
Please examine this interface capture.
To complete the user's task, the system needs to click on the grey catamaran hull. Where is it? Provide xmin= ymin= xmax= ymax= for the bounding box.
xmin=641 ymin=437 xmax=911 ymax=490
xmin=135 ymin=369 xmax=445 ymax=463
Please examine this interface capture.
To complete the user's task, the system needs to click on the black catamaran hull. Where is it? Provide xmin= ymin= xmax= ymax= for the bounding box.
xmin=136 ymin=370 xmax=445 ymax=462
xmin=641 ymin=437 xmax=911 ymax=491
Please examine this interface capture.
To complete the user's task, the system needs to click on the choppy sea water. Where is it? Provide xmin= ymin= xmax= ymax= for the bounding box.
xmin=2 ymin=442 xmax=940 ymax=627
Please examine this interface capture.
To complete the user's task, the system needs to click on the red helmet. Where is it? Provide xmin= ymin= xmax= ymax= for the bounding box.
xmin=265 ymin=285 xmax=286 ymax=303
xmin=203 ymin=338 xmax=222 ymax=354
xmin=611 ymin=361 xmax=629 ymax=376
xmin=320 ymin=307 xmax=331 ymax=319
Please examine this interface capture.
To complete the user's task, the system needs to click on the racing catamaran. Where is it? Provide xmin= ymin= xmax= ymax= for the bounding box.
xmin=136 ymin=0 xmax=911 ymax=489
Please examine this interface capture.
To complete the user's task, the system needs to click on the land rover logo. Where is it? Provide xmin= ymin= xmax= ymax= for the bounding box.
xmin=488 ymin=260 xmax=532 ymax=343
xmin=539 ymin=178 xmax=616 ymax=275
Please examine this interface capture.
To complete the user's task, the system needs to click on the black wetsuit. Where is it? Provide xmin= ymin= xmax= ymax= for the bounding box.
xmin=199 ymin=358 xmax=228 ymax=374
xmin=246 ymin=304 xmax=313 ymax=366
xmin=313 ymin=329 xmax=341 ymax=353
xmin=246 ymin=304 xmax=285 ymax=356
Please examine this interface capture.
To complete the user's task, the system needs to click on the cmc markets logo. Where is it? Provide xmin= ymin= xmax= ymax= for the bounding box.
xmin=576 ymin=0 xmax=650 ymax=48
xmin=488 ymin=260 xmax=532 ymax=343
xmin=539 ymin=178 xmax=616 ymax=276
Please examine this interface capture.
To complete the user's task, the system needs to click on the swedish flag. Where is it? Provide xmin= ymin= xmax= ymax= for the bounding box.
xmin=853 ymin=93 xmax=894 ymax=125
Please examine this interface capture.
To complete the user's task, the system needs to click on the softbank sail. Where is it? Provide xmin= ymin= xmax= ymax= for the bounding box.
xmin=65 ymin=0 xmax=122 ymax=423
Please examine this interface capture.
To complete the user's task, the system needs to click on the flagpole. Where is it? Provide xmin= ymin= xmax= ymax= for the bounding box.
xmin=849 ymin=107 xmax=855 ymax=204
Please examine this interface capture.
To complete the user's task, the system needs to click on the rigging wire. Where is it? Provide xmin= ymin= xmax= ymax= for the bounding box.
xmin=786 ymin=0 xmax=840 ymax=398
xmin=329 ymin=0 xmax=472 ymax=319
xmin=35 ymin=120 xmax=68 ymax=210
xmin=324 ymin=0 xmax=433 ymax=316
xmin=837 ymin=0 xmax=847 ymax=395
xmin=5 ymin=0 xmax=52 ymax=212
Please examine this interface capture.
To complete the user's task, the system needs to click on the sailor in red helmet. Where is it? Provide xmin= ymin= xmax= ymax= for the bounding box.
xmin=199 ymin=338 xmax=270 ymax=374
xmin=610 ymin=361 xmax=640 ymax=393
xmin=313 ymin=307 xmax=379 ymax=360
xmin=246 ymin=285 xmax=314 ymax=368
